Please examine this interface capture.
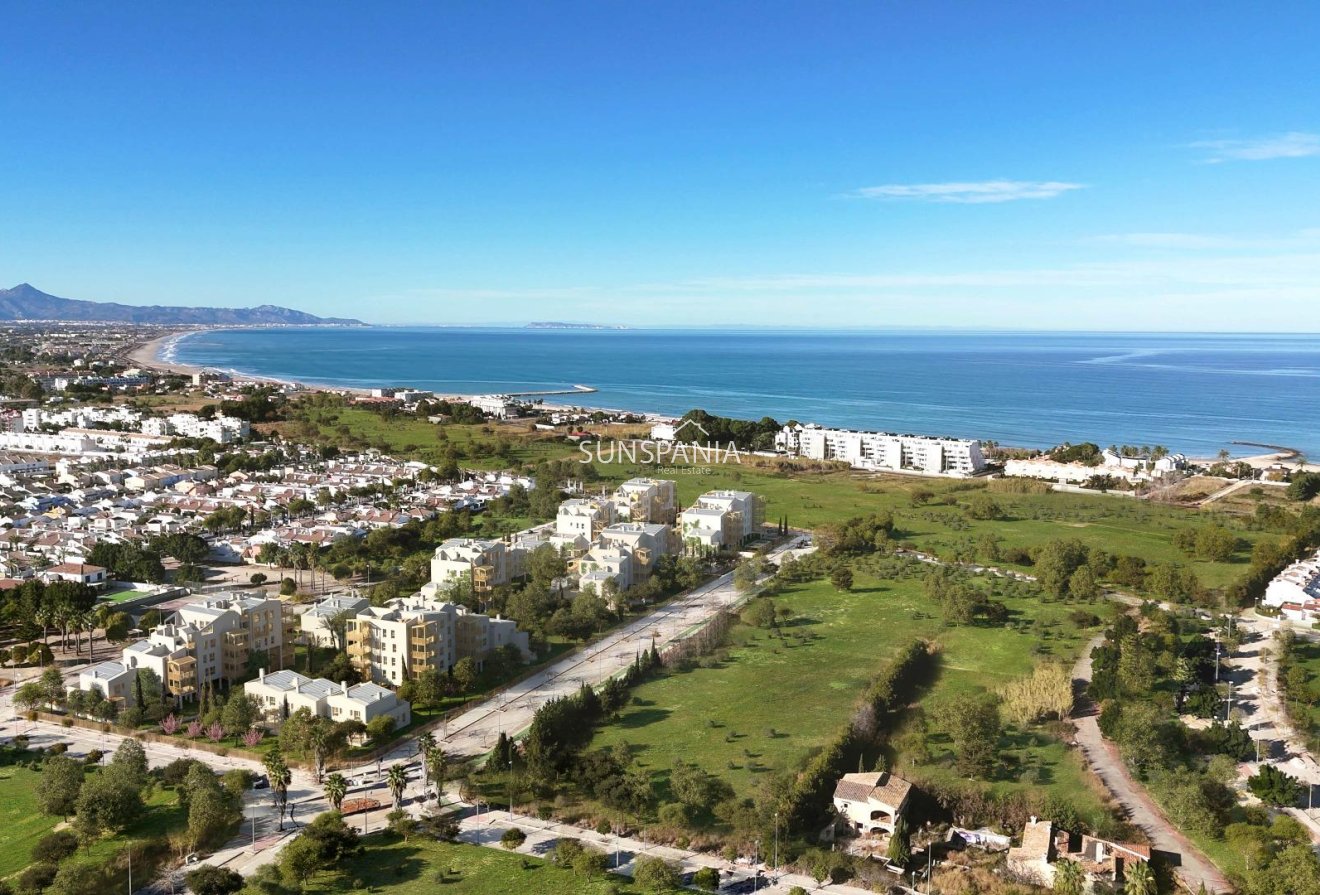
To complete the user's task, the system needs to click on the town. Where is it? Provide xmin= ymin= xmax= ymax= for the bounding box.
xmin=2 ymin=322 xmax=1320 ymax=895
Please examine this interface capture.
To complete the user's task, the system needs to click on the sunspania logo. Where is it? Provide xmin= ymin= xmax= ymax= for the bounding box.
xmin=578 ymin=418 xmax=743 ymax=467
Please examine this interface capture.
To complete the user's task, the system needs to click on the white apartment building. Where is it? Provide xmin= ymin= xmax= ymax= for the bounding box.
xmin=612 ymin=478 xmax=678 ymax=524
xmin=0 ymin=431 xmax=98 ymax=454
xmin=74 ymin=592 xmax=295 ymax=704
xmin=346 ymin=594 xmax=530 ymax=686
xmin=244 ymin=668 xmax=411 ymax=729
xmin=468 ymin=395 xmax=523 ymax=419
xmin=556 ymin=497 xmax=616 ymax=540
xmin=426 ymin=537 xmax=511 ymax=594
xmin=299 ymin=593 xmax=371 ymax=648
xmin=679 ymin=490 xmax=764 ymax=552
xmin=165 ymin=413 xmax=251 ymax=444
xmin=776 ymin=423 xmax=985 ymax=476
xmin=579 ymin=521 xmax=677 ymax=594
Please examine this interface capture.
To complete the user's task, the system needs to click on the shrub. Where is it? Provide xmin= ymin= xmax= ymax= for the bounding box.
xmin=31 ymin=830 xmax=78 ymax=865
xmin=501 ymin=827 xmax=527 ymax=849
xmin=693 ymin=866 xmax=720 ymax=891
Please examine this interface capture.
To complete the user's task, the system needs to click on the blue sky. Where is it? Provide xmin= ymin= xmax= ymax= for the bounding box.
xmin=3 ymin=2 xmax=1318 ymax=329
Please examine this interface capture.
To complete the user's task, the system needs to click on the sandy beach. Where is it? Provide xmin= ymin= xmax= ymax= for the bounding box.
xmin=127 ymin=330 xmax=204 ymax=376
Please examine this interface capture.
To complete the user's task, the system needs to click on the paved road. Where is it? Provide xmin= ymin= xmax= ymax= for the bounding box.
xmin=1223 ymin=613 xmax=1320 ymax=839
xmin=2 ymin=539 xmax=812 ymax=891
xmin=453 ymin=794 xmax=874 ymax=895
xmin=1071 ymin=635 xmax=1232 ymax=894
xmin=376 ymin=535 xmax=813 ymax=764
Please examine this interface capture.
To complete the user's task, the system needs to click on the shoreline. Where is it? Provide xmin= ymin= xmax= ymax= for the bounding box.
xmin=127 ymin=328 xmax=378 ymax=395
xmin=123 ymin=329 xmax=1315 ymax=464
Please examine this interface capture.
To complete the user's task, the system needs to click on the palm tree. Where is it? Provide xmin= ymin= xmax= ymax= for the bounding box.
xmin=386 ymin=763 xmax=408 ymax=811
xmin=1054 ymin=858 xmax=1085 ymax=895
xmin=323 ymin=772 xmax=347 ymax=812
xmin=427 ymin=750 xmax=447 ymax=804
xmin=263 ymin=751 xmax=292 ymax=831
xmin=1124 ymin=861 xmax=1155 ymax=895
xmin=417 ymin=733 xmax=436 ymax=791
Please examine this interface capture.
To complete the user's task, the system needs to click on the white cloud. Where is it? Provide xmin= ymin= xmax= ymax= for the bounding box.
xmin=1190 ymin=131 xmax=1320 ymax=162
xmin=850 ymin=179 xmax=1085 ymax=203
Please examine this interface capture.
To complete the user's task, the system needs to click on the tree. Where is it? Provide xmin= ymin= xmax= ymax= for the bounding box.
xmin=186 ymin=866 xmax=244 ymax=895
xmin=31 ymin=830 xmax=79 ymax=865
xmin=365 ymin=714 xmax=395 ymax=746
xmin=941 ymin=691 xmax=1001 ymax=777
xmin=102 ymin=611 xmax=132 ymax=646
xmin=830 ymin=566 xmax=854 ymax=592
xmin=452 ymin=657 xmax=479 ymax=696
xmin=35 ymin=755 xmax=84 ymax=819
xmin=965 ymin=493 xmax=1003 ymax=521
xmin=1124 ymin=860 xmax=1155 ymax=895
xmin=1249 ymin=764 xmax=1303 ymax=807
xmin=633 ymin=856 xmax=681 ymax=892
xmin=324 ymin=772 xmax=348 ymax=811
xmin=387 ymin=809 xmax=420 ymax=841
xmin=733 ymin=558 xmax=763 ymax=593
xmin=887 ymin=815 xmax=911 ymax=865
xmin=263 ymin=749 xmax=292 ymax=831
xmin=693 ymin=866 xmax=721 ymax=891
xmin=108 ymin=738 xmax=148 ymax=783
xmin=1054 ymin=859 xmax=1085 ymax=895
xmin=74 ymin=771 xmax=143 ymax=836
xmin=221 ymin=693 xmax=260 ymax=743
xmin=387 ymin=763 xmax=408 ymax=810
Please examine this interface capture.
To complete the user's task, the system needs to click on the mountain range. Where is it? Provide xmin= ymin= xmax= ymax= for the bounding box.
xmin=0 ymin=283 xmax=362 ymax=325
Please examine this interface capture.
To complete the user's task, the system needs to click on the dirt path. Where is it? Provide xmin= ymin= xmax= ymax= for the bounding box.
xmin=1072 ymin=635 xmax=1233 ymax=894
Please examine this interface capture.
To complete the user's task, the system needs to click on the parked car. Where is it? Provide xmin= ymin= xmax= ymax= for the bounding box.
xmin=252 ymin=775 xmax=269 ymax=790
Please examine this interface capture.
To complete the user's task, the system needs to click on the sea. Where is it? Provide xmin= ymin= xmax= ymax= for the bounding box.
xmin=170 ymin=327 xmax=1320 ymax=458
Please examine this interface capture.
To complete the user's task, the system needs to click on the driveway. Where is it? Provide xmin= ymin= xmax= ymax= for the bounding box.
xmin=1072 ymin=635 xmax=1232 ymax=893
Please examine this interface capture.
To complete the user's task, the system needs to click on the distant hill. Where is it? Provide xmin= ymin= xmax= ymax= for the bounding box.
xmin=0 ymin=283 xmax=363 ymax=325
xmin=525 ymin=321 xmax=628 ymax=330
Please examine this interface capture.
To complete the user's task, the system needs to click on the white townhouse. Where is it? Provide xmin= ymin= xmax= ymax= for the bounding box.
xmin=1263 ymin=549 xmax=1320 ymax=621
xmin=76 ymin=661 xmax=134 ymax=703
xmin=244 ymin=668 xmax=411 ymax=729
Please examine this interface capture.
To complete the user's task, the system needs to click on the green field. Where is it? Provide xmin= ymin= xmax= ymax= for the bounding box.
xmin=280 ymin=836 xmax=650 ymax=895
xmin=0 ymin=766 xmax=60 ymax=877
xmin=0 ymin=763 xmax=188 ymax=882
xmin=285 ymin=404 xmax=576 ymax=470
xmin=587 ymin=565 xmax=1109 ymax=825
xmin=588 ymin=461 xmax=1273 ymax=596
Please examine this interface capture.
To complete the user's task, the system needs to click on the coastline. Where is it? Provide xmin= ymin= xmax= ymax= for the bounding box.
xmin=123 ymin=328 xmax=1317 ymax=462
